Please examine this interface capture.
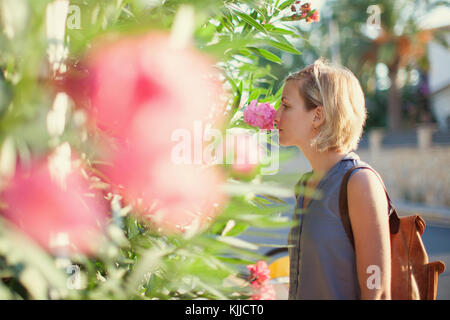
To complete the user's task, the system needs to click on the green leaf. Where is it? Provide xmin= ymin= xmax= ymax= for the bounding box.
xmin=262 ymin=38 xmax=302 ymax=55
xmin=231 ymin=9 xmax=267 ymax=35
xmin=228 ymin=80 xmax=243 ymax=116
xmin=182 ymin=256 xmax=230 ymax=284
xmin=278 ymin=0 xmax=296 ymax=11
xmin=248 ymin=88 xmax=267 ymax=101
xmin=225 ymin=72 xmax=239 ymax=93
xmin=250 ymin=243 xmax=290 ymax=248
xmin=274 ymin=82 xmax=285 ymax=98
xmin=238 ymin=80 xmax=243 ymax=96
xmin=260 ymin=194 xmax=287 ymax=204
xmin=210 ymin=219 xmax=249 ymax=237
xmin=247 ymin=46 xmax=282 ymax=64
xmin=218 ymin=15 xmax=235 ymax=33
xmin=216 ymin=256 xmax=255 ymax=266
xmin=225 ymin=223 xmax=249 ymax=237
xmin=0 ymin=281 xmax=13 ymax=299
xmin=253 ymin=196 xmax=272 ymax=205
xmin=266 ymin=82 xmax=274 ymax=98
xmin=248 ymin=72 xmax=254 ymax=96
xmin=19 ymin=267 xmax=48 ymax=299
xmin=265 ymin=25 xmax=300 ymax=37
xmin=238 ymin=48 xmax=252 ymax=57
xmin=223 ymin=181 xmax=293 ymax=198
xmin=194 ymin=277 xmax=228 ymax=299
xmin=216 ymin=236 xmax=259 ymax=251
xmin=195 ymin=21 xmax=218 ymax=42
xmin=216 ymin=196 xmax=293 ymax=230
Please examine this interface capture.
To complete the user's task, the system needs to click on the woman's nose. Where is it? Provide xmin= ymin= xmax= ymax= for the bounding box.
xmin=274 ymin=108 xmax=281 ymax=128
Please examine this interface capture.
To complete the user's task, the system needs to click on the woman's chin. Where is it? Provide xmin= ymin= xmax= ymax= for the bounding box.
xmin=278 ymin=131 xmax=294 ymax=147
xmin=278 ymin=137 xmax=290 ymax=147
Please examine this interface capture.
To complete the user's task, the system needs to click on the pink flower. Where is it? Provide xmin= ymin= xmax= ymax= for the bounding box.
xmin=219 ymin=131 xmax=264 ymax=177
xmin=106 ymin=140 xmax=228 ymax=234
xmin=78 ymin=32 xmax=229 ymax=235
xmin=251 ymin=282 xmax=277 ymax=300
xmin=243 ymin=100 xmax=276 ymax=130
xmin=78 ymin=32 xmax=225 ymax=137
xmin=247 ymin=260 xmax=276 ymax=300
xmin=310 ymin=10 xmax=320 ymax=22
xmin=1 ymin=160 xmax=107 ymax=255
xmin=247 ymin=260 xmax=271 ymax=284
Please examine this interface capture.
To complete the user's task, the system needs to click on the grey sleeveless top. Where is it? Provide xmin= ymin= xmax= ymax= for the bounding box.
xmin=288 ymin=151 xmax=372 ymax=300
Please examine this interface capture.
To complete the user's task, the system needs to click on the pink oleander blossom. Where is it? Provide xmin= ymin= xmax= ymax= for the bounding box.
xmin=251 ymin=282 xmax=277 ymax=300
xmin=247 ymin=260 xmax=271 ymax=284
xmin=106 ymin=139 xmax=228 ymax=235
xmin=79 ymin=32 xmax=229 ymax=235
xmin=309 ymin=10 xmax=320 ymax=22
xmin=219 ymin=131 xmax=264 ymax=176
xmin=1 ymin=160 xmax=108 ymax=255
xmin=243 ymin=100 xmax=276 ymax=130
xmin=79 ymin=32 xmax=225 ymax=137
xmin=247 ymin=260 xmax=276 ymax=300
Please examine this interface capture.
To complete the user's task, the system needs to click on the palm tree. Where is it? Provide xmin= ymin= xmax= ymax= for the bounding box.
xmin=328 ymin=0 xmax=449 ymax=131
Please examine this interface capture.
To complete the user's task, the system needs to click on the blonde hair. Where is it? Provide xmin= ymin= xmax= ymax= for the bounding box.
xmin=284 ymin=57 xmax=367 ymax=154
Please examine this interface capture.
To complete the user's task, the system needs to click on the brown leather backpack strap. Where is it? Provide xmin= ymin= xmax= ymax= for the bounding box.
xmin=339 ymin=167 xmax=359 ymax=249
xmin=339 ymin=165 xmax=400 ymax=250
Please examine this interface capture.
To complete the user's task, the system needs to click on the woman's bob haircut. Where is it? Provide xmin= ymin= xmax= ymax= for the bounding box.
xmin=284 ymin=57 xmax=367 ymax=154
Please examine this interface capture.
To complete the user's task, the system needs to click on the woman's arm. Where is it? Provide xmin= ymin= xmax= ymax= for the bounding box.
xmin=347 ymin=169 xmax=391 ymax=300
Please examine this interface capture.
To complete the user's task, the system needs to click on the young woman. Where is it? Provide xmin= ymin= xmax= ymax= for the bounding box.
xmin=274 ymin=58 xmax=391 ymax=300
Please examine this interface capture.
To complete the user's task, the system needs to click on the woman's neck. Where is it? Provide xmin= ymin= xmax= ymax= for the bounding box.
xmin=300 ymin=148 xmax=348 ymax=181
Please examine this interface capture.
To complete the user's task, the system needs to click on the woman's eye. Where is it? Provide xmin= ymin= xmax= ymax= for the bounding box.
xmin=283 ymin=104 xmax=289 ymax=109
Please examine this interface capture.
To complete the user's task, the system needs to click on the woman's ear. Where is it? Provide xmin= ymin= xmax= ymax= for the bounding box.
xmin=312 ymin=105 xmax=325 ymax=129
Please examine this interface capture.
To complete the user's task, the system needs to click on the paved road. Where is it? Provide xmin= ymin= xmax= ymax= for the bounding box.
xmin=240 ymin=197 xmax=450 ymax=300
xmin=421 ymin=223 xmax=450 ymax=299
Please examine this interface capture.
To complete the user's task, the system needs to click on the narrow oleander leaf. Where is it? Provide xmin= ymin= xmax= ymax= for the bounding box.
xmin=216 ymin=236 xmax=259 ymax=250
xmin=278 ymin=0 xmax=296 ymax=11
xmin=232 ymin=9 xmax=267 ymax=35
xmin=247 ymin=46 xmax=283 ymax=64
xmin=260 ymin=194 xmax=287 ymax=204
xmin=265 ymin=25 xmax=300 ymax=37
xmin=262 ymin=38 xmax=302 ymax=55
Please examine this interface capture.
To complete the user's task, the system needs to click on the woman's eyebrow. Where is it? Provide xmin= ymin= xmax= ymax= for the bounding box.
xmin=281 ymin=97 xmax=290 ymax=103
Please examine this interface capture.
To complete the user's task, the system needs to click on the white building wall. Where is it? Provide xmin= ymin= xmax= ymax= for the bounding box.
xmin=428 ymin=31 xmax=450 ymax=131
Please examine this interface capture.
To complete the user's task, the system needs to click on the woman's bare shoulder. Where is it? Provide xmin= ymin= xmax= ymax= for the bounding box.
xmin=347 ymin=168 xmax=389 ymax=220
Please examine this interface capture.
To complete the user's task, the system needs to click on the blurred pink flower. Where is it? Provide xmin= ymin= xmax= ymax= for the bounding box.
xmin=224 ymin=132 xmax=264 ymax=177
xmin=1 ymin=160 xmax=107 ymax=255
xmin=251 ymin=282 xmax=277 ymax=300
xmin=83 ymin=32 xmax=225 ymax=137
xmin=243 ymin=100 xmax=276 ymax=130
xmin=309 ymin=10 xmax=320 ymax=22
xmin=79 ymin=32 xmax=228 ymax=235
xmin=106 ymin=140 xmax=227 ymax=234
